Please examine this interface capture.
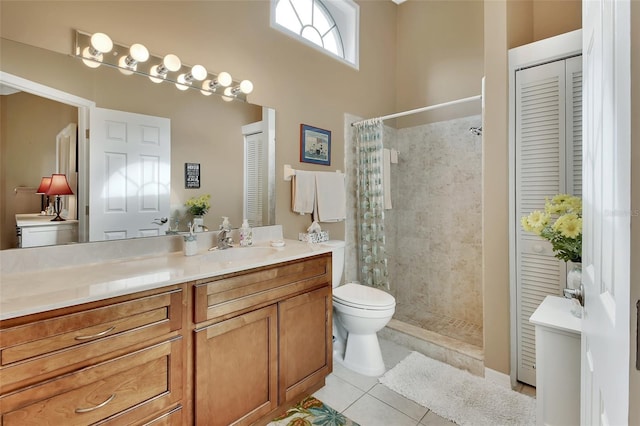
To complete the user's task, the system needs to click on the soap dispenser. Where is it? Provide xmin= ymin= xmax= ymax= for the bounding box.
xmin=239 ymin=219 xmax=253 ymax=247
xmin=220 ymin=216 xmax=231 ymax=231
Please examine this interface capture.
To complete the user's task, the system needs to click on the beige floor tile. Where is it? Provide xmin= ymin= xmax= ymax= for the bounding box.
xmin=369 ymin=383 xmax=428 ymax=421
xmin=332 ymin=361 xmax=380 ymax=392
xmin=343 ymin=394 xmax=419 ymax=426
xmin=313 ymin=373 xmax=365 ymax=413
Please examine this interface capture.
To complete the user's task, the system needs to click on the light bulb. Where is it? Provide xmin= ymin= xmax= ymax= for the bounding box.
xmin=149 ymin=65 xmax=165 ymax=83
xmin=191 ymin=65 xmax=207 ymax=81
xmin=239 ymin=80 xmax=254 ymax=94
xmin=90 ymin=33 xmax=113 ymax=53
xmin=149 ymin=54 xmax=182 ymax=83
xmin=200 ymin=80 xmax=214 ymax=96
xmin=217 ymin=72 xmax=232 ymax=87
xmin=81 ymin=32 xmax=113 ymax=68
xmin=163 ymin=54 xmax=182 ymax=72
xmin=129 ymin=43 xmax=149 ymax=62
xmin=175 ymin=74 xmax=190 ymax=91
xmin=222 ymin=87 xmax=235 ymax=102
xmin=118 ymin=56 xmax=135 ymax=75
xmin=81 ymin=47 xmax=102 ymax=68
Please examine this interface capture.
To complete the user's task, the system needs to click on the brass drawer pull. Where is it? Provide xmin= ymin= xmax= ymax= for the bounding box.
xmin=75 ymin=393 xmax=116 ymax=413
xmin=74 ymin=326 xmax=116 ymax=341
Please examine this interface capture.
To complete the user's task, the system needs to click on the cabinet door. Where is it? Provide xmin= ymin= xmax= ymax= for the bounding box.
xmin=278 ymin=286 xmax=332 ymax=403
xmin=194 ymin=305 xmax=278 ymax=426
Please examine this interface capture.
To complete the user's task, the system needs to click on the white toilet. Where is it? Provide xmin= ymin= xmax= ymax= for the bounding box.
xmin=324 ymin=240 xmax=396 ymax=377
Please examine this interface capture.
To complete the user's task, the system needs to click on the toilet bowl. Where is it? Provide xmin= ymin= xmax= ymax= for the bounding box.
xmin=323 ymin=240 xmax=396 ymax=377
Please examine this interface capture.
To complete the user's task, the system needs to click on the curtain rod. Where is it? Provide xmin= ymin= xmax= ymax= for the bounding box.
xmin=351 ymin=94 xmax=482 ymax=127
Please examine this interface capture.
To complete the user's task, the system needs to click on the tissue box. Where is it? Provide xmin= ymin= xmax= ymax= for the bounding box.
xmin=299 ymin=231 xmax=329 ymax=243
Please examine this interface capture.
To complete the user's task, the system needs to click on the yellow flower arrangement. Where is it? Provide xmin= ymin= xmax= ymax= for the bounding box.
xmin=521 ymin=194 xmax=582 ymax=262
xmin=185 ymin=194 xmax=211 ymax=216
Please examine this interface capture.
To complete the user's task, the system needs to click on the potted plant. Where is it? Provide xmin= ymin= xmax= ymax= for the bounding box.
xmin=521 ymin=193 xmax=582 ymax=289
xmin=185 ymin=194 xmax=211 ymax=231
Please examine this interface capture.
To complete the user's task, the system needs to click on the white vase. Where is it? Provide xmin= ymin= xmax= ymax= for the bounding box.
xmin=566 ymin=261 xmax=583 ymax=318
xmin=193 ymin=215 xmax=204 ymax=232
xmin=566 ymin=262 xmax=582 ymax=290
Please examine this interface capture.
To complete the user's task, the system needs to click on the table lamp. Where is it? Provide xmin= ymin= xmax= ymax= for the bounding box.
xmin=44 ymin=174 xmax=74 ymax=221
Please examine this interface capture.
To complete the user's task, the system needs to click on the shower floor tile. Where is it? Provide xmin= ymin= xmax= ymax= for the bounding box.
xmin=394 ymin=306 xmax=483 ymax=349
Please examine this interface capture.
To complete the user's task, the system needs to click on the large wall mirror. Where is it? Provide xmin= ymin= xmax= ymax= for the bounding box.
xmin=0 ymin=38 xmax=276 ymax=250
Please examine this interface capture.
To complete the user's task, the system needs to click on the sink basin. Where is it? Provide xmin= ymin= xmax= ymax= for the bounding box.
xmin=203 ymin=246 xmax=279 ymax=263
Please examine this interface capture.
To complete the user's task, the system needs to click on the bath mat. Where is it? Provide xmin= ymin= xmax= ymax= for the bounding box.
xmin=268 ymin=396 xmax=360 ymax=426
xmin=379 ymin=352 xmax=535 ymax=426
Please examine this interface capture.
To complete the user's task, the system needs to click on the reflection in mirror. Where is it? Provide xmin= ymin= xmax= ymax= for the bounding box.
xmin=0 ymin=38 xmax=275 ymax=250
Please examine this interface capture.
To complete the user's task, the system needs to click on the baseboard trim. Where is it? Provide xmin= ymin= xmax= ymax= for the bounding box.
xmin=484 ymin=367 xmax=512 ymax=388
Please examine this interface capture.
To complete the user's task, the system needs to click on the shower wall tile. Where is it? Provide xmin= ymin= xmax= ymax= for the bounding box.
xmin=394 ymin=115 xmax=483 ymax=327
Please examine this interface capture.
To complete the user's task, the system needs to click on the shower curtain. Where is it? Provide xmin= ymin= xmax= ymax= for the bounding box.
xmin=354 ymin=119 xmax=389 ymax=289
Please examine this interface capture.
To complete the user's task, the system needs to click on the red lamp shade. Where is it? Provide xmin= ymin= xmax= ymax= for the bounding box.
xmin=45 ymin=174 xmax=74 ymax=196
xmin=36 ymin=176 xmax=52 ymax=194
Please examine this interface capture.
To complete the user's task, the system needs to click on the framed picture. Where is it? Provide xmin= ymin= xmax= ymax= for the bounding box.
xmin=185 ymin=163 xmax=201 ymax=188
xmin=300 ymin=124 xmax=331 ymax=165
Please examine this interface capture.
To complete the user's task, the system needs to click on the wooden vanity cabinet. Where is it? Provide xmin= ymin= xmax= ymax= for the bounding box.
xmin=193 ymin=254 xmax=333 ymax=426
xmin=0 ymin=286 xmax=187 ymax=425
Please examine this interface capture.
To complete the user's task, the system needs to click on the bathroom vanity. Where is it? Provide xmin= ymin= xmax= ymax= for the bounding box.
xmin=0 ymin=239 xmax=333 ymax=425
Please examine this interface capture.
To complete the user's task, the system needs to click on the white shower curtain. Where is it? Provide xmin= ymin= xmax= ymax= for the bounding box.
xmin=354 ymin=119 xmax=389 ymax=289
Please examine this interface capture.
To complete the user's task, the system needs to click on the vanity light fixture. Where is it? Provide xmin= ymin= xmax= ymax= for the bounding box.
xmin=73 ymin=30 xmax=254 ymax=102
xmin=175 ymin=64 xmax=207 ymax=91
xmin=44 ymin=174 xmax=74 ymax=222
xmin=200 ymin=71 xmax=233 ymax=96
xmin=149 ymin=54 xmax=182 ymax=83
xmin=81 ymin=32 xmax=113 ymax=68
xmin=118 ymin=43 xmax=150 ymax=75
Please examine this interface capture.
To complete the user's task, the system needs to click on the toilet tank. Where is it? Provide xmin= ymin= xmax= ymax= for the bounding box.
xmin=322 ymin=240 xmax=345 ymax=288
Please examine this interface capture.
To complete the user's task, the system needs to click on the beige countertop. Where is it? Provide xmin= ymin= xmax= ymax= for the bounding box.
xmin=0 ymin=239 xmax=333 ymax=321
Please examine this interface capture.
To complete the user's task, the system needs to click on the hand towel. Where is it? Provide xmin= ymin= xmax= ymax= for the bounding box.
xmin=291 ymin=170 xmax=316 ymax=215
xmin=315 ymin=171 xmax=346 ymax=222
xmin=383 ymin=149 xmax=393 ymax=210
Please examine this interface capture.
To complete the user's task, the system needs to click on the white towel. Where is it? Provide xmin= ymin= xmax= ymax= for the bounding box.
xmin=383 ymin=149 xmax=392 ymax=210
xmin=315 ymin=171 xmax=346 ymax=222
xmin=291 ymin=170 xmax=316 ymax=215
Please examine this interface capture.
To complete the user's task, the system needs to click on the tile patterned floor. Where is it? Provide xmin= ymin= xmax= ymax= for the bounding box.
xmin=314 ymin=338 xmax=535 ymax=426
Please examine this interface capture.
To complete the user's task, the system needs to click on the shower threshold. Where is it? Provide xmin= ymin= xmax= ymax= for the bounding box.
xmin=379 ymin=318 xmax=484 ymax=376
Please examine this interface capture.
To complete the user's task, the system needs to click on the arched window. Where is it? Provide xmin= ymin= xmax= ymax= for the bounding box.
xmin=271 ymin=0 xmax=359 ymax=69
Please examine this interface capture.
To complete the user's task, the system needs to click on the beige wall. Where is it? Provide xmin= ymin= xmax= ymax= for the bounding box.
xmin=532 ymin=0 xmax=581 ymax=42
xmin=395 ymin=0 xmax=484 ymax=128
xmin=0 ymin=92 xmax=77 ymax=249
xmin=0 ymin=0 xmax=399 ymax=241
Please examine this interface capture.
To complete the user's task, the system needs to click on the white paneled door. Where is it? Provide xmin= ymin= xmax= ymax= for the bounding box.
xmin=89 ymin=108 xmax=171 ymax=241
xmin=581 ymin=0 xmax=631 ymax=424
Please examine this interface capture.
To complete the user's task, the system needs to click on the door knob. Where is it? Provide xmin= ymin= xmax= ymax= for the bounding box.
xmin=563 ymin=284 xmax=584 ymax=306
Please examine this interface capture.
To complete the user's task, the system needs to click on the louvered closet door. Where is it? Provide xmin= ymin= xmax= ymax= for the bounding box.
xmin=515 ymin=57 xmax=582 ymax=386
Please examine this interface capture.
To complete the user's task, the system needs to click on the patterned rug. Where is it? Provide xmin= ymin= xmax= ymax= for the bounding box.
xmin=268 ymin=396 xmax=360 ymax=426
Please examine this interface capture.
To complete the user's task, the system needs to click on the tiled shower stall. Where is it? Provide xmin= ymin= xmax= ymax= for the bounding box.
xmin=345 ymin=114 xmax=483 ymax=350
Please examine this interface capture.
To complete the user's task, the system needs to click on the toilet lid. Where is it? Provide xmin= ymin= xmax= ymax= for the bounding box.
xmin=333 ymin=283 xmax=396 ymax=309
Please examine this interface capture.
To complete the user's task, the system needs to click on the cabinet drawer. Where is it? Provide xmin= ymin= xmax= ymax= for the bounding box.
xmin=194 ymin=254 xmax=330 ymax=323
xmin=0 ymin=337 xmax=183 ymax=426
xmin=0 ymin=288 xmax=182 ymax=392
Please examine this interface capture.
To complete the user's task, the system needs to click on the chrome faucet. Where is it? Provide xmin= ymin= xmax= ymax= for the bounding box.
xmin=217 ymin=228 xmax=233 ymax=250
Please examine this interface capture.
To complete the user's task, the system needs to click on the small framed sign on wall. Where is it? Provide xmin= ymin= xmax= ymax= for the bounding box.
xmin=185 ymin=163 xmax=201 ymax=188
xmin=300 ymin=124 xmax=331 ymax=166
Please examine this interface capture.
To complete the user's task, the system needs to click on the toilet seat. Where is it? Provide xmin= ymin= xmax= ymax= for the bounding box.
xmin=333 ymin=283 xmax=395 ymax=310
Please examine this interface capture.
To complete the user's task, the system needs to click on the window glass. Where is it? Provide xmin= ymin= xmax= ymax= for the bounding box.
xmin=272 ymin=0 xmax=358 ymax=69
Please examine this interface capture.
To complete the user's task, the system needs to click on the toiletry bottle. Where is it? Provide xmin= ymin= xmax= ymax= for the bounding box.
xmin=220 ymin=216 xmax=230 ymax=231
xmin=239 ymin=219 xmax=253 ymax=247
